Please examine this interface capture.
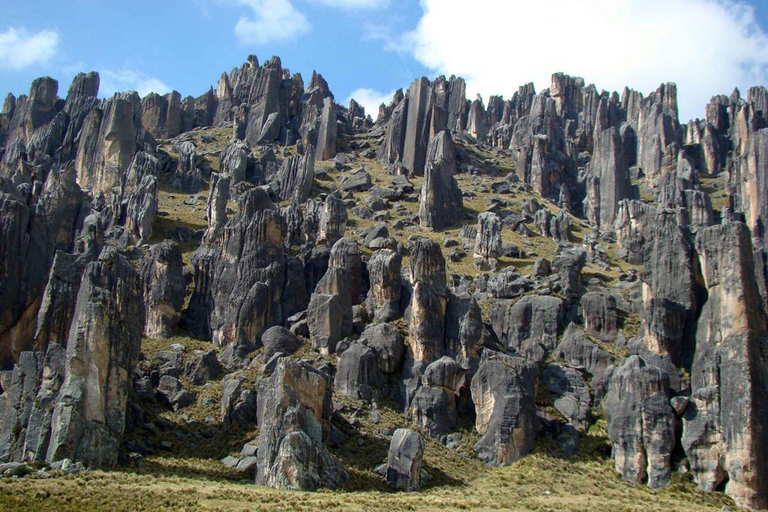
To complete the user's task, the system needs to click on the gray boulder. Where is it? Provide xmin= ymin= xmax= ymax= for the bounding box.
xmin=604 ymin=355 xmax=676 ymax=489
xmin=386 ymin=429 xmax=425 ymax=491
xmin=275 ymin=146 xmax=315 ymax=203
xmin=256 ymin=358 xmax=347 ymax=490
xmin=334 ymin=342 xmax=385 ymax=400
xmin=361 ymin=323 xmax=405 ymax=374
xmin=173 ymin=141 xmax=202 ymax=193
xmin=366 ymin=249 xmax=402 ymax=322
xmin=474 ymin=212 xmax=502 ymax=270
xmin=471 ymin=351 xmax=537 ymax=466
xmin=262 ymin=326 xmax=302 ymax=362
xmin=490 ymin=295 xmax=564 ymax=359
xmin=307 ymin=293 xmax=344 ymax=355
xmin=581 ymin=292 xmax=618 ymax=343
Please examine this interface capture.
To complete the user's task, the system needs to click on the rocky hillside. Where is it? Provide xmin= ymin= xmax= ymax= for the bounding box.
xmin=0 ymin=56 xmax=766 ymax=511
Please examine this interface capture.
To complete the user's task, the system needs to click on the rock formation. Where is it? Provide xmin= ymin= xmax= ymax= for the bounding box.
xmin=2 ymin=55 xmax=768 ymax=510
xmin=256 ymin=358 xmax=347 ymax=490
xmin=418 ymin=131 xmax=463 ymax=231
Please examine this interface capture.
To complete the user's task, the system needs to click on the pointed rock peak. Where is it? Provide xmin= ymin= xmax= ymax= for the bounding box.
xmin=67 ymin=71 xmax=100 ymax=100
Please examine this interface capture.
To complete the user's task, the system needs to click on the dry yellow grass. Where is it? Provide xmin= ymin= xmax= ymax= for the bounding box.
xmin=0 ymin=435 xmax=737 ymax=512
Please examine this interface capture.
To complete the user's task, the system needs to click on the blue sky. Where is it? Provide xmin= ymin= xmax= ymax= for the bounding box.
xmin=2 ymin=0 xmax=768 ymax=122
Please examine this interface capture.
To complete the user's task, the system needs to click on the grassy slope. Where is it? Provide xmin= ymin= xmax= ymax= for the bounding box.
xmin=0 ymin=127 xmax=738 ymax=512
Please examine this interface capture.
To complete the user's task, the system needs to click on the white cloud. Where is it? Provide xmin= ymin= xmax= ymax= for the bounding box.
xmin=315 ymin=0 xmax=389 ymax=9
xmin=99 ymin=70 xmax=171 ymax=98
xmin=233 ymin=0 xmax=310 ymax=45
xmin=346 ymin=87 xmax=396 ymax=118
xmin=0 ymin=27 xmax=59 ymax=70
xmin=407 ymin=0 xmax=768 ymax=122
xmin=363 ymin=22 xmax=412 ymax=53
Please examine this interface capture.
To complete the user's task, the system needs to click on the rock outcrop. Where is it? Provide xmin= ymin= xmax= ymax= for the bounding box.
xmin=418 ymin=131 xmax=463 ymax=231
xmin=140 ymin=241 xmax=186 ymax=339
xmin=385 ymin=429 xmax=425 ymax=491
xmin=0 ymin=248 xmax=145 ymax=468
xmin=408 ymin=238 xmax=448 ymax=364
xmin=683 ymin=223 xmax=768 ymax=509
xmin=471 ymin=352 xmax=537 ymax=466
xmin=366 ymin=248 xmax=402 ymax=322
xmin=256 ymin=358 xmax=347 ymax=490
xmin=604 ymin=356 xmax=676 ymax=489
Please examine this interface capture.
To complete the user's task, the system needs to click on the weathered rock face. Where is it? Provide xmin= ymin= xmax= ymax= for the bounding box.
xmin=308 ymin=237 xmax=361 ymax=352
xmin=555 ymin=323 xmax=614 ymax=401
xmin=32 ymin=251 xmax=89 ymax=353
xmin=444 ymin=292 xmax=483 ymax=372
xmin=491 ymin=295 xmax=564 ymax=360
xmin=75 ymin=91 xmax=150 ymax=195
xmin=360 ymin=322 xmax=405 ymax=374
xmin=315 ymin=98 xmax=337 ymax=160
xmin=0 ymin=342 xmax=66 ymax=464
xmin=386 ymin=429 xmax=425 ymax=491
xmin=509 ymin=94 xmax=572 ymax=199
xmin=471 ymin=351 xmax=537 ymax=466
xmin=256 ymin=358 xmax=347 ymax=490
xmin=640 ymin=210 xmax=698 ymax=367
xmin=379 ymin=93 xmax=408 ymax=164
xmin=214 ymin=57 xmax=340 ymax=155
xmin=552 ymin=247 xmax=587 ymax=301
xmin=326 ymin=236 xmax=365 ymax=306
xmin=0 ymin=166 xmax=84 ymax=367
xmin=682 ymin=223 xmax=768 ymax=510
xmin=220 ymin=375 xmax=257 ymax=429
xmin=184 ymin=188 xmax=297 ymax=360
xmin=141 ymin=91 xmax=182 ymax=139
xmin=586 ymin=127 xmax=633 ymax=234
xmin=261 ymin=326 xmax=302 ymax=362
xmin=173 ymin=141 xmax=202 ymax=193
xmin=275 ymin=145 xmax=315 ymax=202
xmin=318 ymin=193 xmax=347 ymax=244
xmin=581 ymin=292 xmax=618 ymax=343
xmin=408 ymin=238 xmax=448 ymax=364
xmin=730 ymin=127 xmax=768 ymax=254
xmin=409 ymin=356 xmax=465 ymax=437
xmin=307 ymin=293 xmax=344 ymax=355
xmin=334 ymin=342 xmax=385 ymax=400
xmin=635 ymin=85 xmax=683 ymax=182
xmin=604 ymin=356 xmax=677 ymax=489
xmin=140 ymin=241 xmax=185 ymax=339
xmin=403 ymin=78 xmax=435 ymax=176
xmin=206 ymin=173 xmax=230 ymax=241
xmin=615 ymin=200 xmax=658 ymax=265
xmin=366 ymin=248 xmax=402 ymax=322
xmin=542 ymin=363 xmax=592 ymax=430
xmin=219 ymin=141 xmax=248 ymax=192
xmin=418 ymin=131 xmax=463 ymax=231
xmin=474 ymin=212 xmax=501 ymax=270
xmin=38 ymin=248 xmax=143 ymax=468
xmin=114 ymin=151 xmax=159 ymax=245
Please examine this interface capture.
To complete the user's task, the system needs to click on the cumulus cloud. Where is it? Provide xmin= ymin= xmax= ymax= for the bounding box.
xmin=233 ymin=0 xmax=310 ymax=45
xmin=314 ymin=0 xmax=389 ymax=9
xmin=0 ymin=27 xmax=60 ymax=70
xmin=99 ymin=70 xmax=171 ymax=98
xmin=346 ymin=87 xmax=397 ymax=118
xmin=407 ymin=0 xmax=768 ymax=121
